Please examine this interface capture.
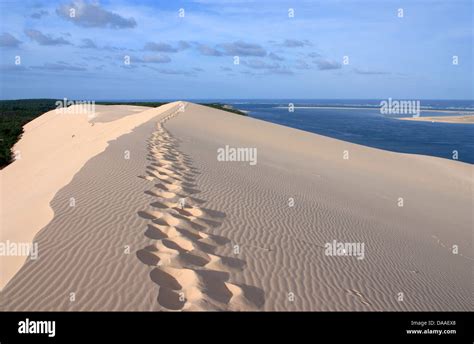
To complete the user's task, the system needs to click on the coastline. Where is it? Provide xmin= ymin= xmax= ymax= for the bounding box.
xmin=273 ymin=106 xmax=474 ymax=114
xmin=396 ymin=115 xmax=474 ymax=124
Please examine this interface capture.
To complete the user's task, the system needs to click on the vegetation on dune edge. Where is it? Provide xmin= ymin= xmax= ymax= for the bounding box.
xmin=0 ymin=99 xmax=61 ymax=168
xmin=0 ymin=99 xmax=247 ymax=168
xmin=200 ymin=103 xmax=248 ymax=116
xmin=95 ymin=101 xmax=248 ymax=116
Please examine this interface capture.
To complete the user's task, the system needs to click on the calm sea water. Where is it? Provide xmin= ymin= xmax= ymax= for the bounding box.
xmin=224 ymin=99 xmax=474 ymax=164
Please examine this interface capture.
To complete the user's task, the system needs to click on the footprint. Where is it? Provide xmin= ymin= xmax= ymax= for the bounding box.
xmin=157 ymin=287 xmax=186 ymax=310
xmin=136 ymin=246 xmax=161 ymax=266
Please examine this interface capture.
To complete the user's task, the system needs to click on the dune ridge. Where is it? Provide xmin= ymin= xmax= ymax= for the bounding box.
xmin=137 ymin=105 xmax=264 ymax=310
xmin=0 ymin=103 xmax=179 ymax=290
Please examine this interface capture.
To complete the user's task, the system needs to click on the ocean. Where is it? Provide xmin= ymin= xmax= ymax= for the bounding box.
xmin=223 ymin=99 xmax=474 ymax=164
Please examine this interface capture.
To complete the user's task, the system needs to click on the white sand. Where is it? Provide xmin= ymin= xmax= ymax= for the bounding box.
xmin=0 ymin=103 xmax=179 ymax=290
xmin=1 ymin=102 xmax=472 ymax=311
xmin=398 ymin=115 xmax=474 ymax=124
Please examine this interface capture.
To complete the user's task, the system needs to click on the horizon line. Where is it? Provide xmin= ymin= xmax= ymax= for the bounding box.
xmin=1 ymin=98 xmax=474 ymax=102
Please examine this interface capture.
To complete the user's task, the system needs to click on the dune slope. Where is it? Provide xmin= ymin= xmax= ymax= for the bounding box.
xmin=0 ymin=103 xmax=178 ymax=290
xmin=1 ymin=102 xmax=472 ymax=311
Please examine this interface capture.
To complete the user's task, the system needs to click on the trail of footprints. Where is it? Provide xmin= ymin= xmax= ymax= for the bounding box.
xmin=137 ymin=105 xmax=263 ymax=311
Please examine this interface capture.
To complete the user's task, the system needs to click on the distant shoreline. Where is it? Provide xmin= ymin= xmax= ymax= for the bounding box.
xmin=396 ymin=115 xmax=474 ymax=124
xmin=274 ymin=106 xmax=474 ymax=114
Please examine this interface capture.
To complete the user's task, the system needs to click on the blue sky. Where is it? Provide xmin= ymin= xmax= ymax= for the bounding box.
xmin=0 ymin=0 xmax=472 ymax=100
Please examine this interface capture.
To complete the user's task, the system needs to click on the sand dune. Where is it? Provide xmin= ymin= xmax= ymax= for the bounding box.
xmin=1 ymin=102 xmax=472 ymax=311
xmin=397 ymin=115 xmax=474 ymax=124
xmin=0 ymin=103 xmax=179 ymax=290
